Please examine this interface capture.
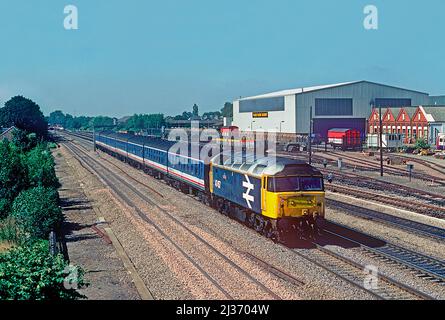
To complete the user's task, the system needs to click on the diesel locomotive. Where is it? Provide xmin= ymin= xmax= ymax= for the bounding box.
xmin=95 ymin=131 xmax=325 ymax=241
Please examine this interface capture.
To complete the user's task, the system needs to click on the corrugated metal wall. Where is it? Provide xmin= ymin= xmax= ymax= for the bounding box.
xmin=296 ymin=81 xmax=429 ymax=134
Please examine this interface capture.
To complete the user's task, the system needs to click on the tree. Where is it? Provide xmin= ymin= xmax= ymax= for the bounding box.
xmin=11 ymin=187 xmax=63 ymax=239
xmin=0 ymin=241 xmax=87 ymax=300
xmin=192 ymin=104 xmax=199 ymax=117
xmin=415 ymin=138 xmax=430 ymax=150
xmin=90 ymin=116 xmax=114 ymax=128
xmin=11 ymin=130 xmax=38 ymax=152
xmin=48 ymin=110 xmax=66 ymax=127
xmin=0 ymin=96 xmax=48 ymax=137
xmin=26 ymin=144 xmax=60 ymax=189
xmin=202 ymin=111 xmax=222 ymax=120
xmin=0 ymin=141 xmax=27 ymax=218
xmin=221 ymin=102 xmax=233 ymax=118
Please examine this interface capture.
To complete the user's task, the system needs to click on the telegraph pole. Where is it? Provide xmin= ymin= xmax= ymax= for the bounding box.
xmin=309 ymin=106 xmax=313 ymax=165
xmin=93 ymin=125 xmax=96 ymax=152
xmin=378 ymin=104 xmax=384 ymax=177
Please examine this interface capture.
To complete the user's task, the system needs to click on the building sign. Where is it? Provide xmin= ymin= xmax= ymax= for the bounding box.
xmin=253 ymin=112 xmax=269 ymax=118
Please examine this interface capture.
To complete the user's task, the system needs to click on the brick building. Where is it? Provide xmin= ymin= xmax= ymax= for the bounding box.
xmin=368 ymin=106 xmax=445 ymax=145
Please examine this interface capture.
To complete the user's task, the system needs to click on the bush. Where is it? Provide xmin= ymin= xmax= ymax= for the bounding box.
xmin=11 ymin=187 xmax=63 ymax=240
xmin=415 ymin=138 xmax=430 ymax=150
xmin=0 ymin=141 xmax=28 ymax=218
xmin=0 ymin=241 xmax=86 ymax=300
xmin=11 ymin=130 xmax=38 ymax=152
xmin=26 ymin=144 xmax=60 ymax=189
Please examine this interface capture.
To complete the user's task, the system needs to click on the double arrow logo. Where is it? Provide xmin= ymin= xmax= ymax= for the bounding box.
xmin=242 ymin=174 xmax=255 ymax=209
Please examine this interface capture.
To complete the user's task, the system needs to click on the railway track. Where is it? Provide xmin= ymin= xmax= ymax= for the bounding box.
xmin=63 ymin=139 xmax=297 ymax=300
xmin=323 ymin=222 xmax=445 ymax=285
xmin=63 ymin=134 xmax=440 ymax=300
xmin=290 ymin=241 xmax=434 ymax=300
xmin=326 ymin=199 xmax=445 ymax=241
xmin=278 ymin=151 xmax=445 ymax=186
xmin=326 ymin=184 xmax=445 ymax=219
xmin=328 ymin=151 xmax=445 ymax=178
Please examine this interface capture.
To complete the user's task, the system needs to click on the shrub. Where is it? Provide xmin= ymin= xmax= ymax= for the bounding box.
xmin=0 ymin=141 xmax=28 ymax=218
xmin=0 ymin=241 xmax=87 ymax=300
xmin=25 ymin=143 xmax=60 ymax=189
xmin=11 ymin=187 xmax=63 ymax=240
xmin=11 ymin=130 xmax=38 ymax=152
xmin=0 ymin=217 xmax=21 ymax=245
xmin=415 ymin=138 xmax=430 ymax=150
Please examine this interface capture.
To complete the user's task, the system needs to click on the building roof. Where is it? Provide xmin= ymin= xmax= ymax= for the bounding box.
xmin=389 ymin=107 xmax=402 ymax=117
xmin=238 ymin=80 xmax=429 ymax=101
xmin=420 ymin=106 xmax=445 ymax=122
xmin=0 ymin=126 xmax=17 ymax=140
xmin=403 ymin=106 xmax=418 ymax=118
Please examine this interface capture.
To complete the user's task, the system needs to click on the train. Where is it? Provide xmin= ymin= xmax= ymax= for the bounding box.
xmin=327 ymin=128 xmax=362 ymax=151
xmin=437 ymin=133 xmax=445 ymax=151
xmin=95 ymin=131 xmax=326 ymax=241
xmin=367 ymin=133 xmax=403 ymax=150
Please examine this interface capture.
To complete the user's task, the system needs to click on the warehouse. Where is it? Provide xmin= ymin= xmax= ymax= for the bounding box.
xmin=232 ymin=81 xmax=432 ymax=139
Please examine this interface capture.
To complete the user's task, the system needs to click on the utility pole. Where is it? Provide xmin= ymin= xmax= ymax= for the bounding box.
xmin=309 ymin=106 xmax=313 ymax=165
xmin=378 ymin=104 xmax=384 ymax=177
xmin=93 ymin=125 xmax=96 ymax=152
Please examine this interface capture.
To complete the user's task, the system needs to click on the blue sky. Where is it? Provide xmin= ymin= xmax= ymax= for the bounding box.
xmin=0 ymin=0 xmax=444 ymax=117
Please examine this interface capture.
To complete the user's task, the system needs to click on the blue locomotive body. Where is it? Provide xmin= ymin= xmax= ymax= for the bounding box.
xmin=212 ymin=166 xmax=262 ymax=214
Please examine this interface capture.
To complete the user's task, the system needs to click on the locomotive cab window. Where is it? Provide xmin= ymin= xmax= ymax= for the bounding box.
xmin=267 ymin=176 xmax=323 ymax=192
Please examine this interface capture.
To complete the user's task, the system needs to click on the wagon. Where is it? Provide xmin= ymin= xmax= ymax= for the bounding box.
xmin=327 ymin=128 xmax=362 ymax=151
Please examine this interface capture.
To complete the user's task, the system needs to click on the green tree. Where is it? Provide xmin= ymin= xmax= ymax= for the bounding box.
xmin=11 ymin=130 xmax=38 ymax=152
xmin=192 ymin=104 xmax=199 ymax=117
xmin=0 ymin=96 xmax=48 ymax=138
xmin=415 ymin=138 xmax=430 ymax=150
xmin=221 ymin=102 xmax=233 ymax=118
xmin=11 ymin=187 xmax=63 ymax=239
xmin=0 ymin=241 xmax=87 ymax=300
xmin=48 ymin=110 xmax=66 ymax=127
xmin=0 ymin=141 xmax=27 ymax=218
xmin=90 ymin=116 xmax=114 ymax=129
xmin=26 ymin=144 xmax=59 ymax=189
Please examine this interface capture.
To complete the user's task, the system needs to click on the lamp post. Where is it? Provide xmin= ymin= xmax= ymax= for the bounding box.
xmin=309 ymin=106 xmax=313 ymax=165
xmin=378 ymin=103 xmax=384 ymax=177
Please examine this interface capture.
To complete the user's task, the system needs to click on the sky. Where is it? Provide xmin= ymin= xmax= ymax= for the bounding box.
xmin=0 ymin=0 xmax=444 ymax=118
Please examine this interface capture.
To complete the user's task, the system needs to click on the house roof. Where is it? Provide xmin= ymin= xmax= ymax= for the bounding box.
xmin=388 ymin=107 xmax=402 ymax=117
xmin=420 ymin=106 xmax=445 ymax=122
xmin=0 ymin=126 xmax=17 ymax=140
xmin=238 ymin=80 xmax=429 ymax=101
xmin=402 ymin=107 xmax=418 ymax=118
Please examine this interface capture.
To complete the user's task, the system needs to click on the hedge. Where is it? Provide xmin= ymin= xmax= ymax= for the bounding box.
xmin=0 ymin=241 xmax=86 ymax=300
xmin=11 ymin=187 xmax=63 ymax=240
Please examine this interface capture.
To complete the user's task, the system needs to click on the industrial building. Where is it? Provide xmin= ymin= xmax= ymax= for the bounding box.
xmin=232 ymin=81 xmax=436 ymax=139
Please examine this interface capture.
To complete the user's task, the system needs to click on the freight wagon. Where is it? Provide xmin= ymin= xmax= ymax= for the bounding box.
xmin=367 ymin=134 xmax=403 ymax=150
xmin=327 ymin=128 xmax=362 ymax=150
xmin=95 ymin=131 xmax=326 ymax=241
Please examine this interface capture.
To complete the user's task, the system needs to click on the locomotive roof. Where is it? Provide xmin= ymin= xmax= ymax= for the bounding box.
xmin=211 ymin=152 xmax=322 ymax=177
